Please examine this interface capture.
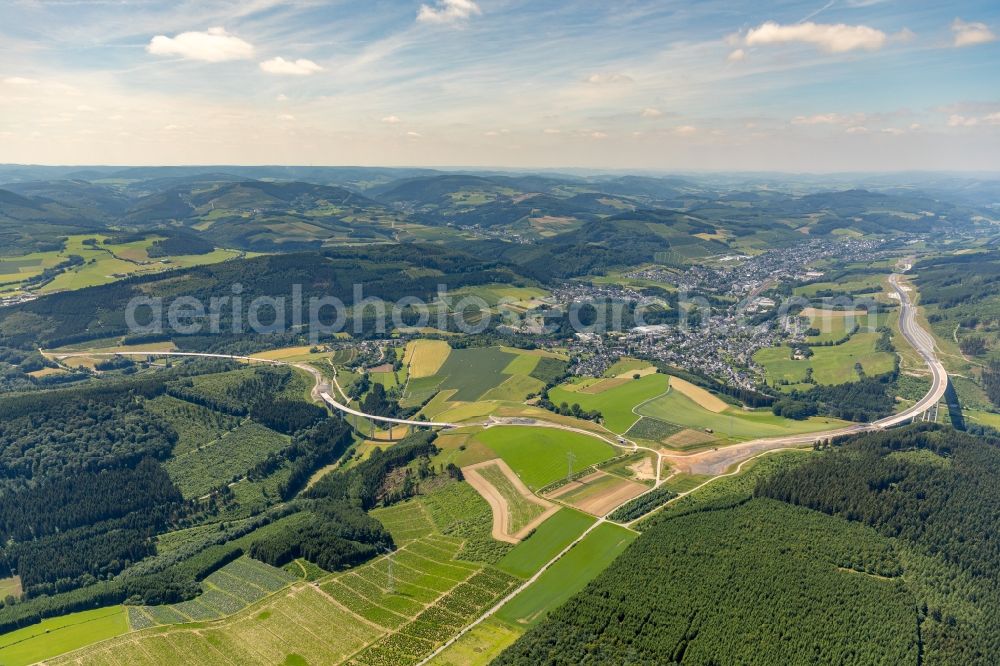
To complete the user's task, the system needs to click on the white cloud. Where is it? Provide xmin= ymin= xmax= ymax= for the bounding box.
xmin=948 ymin=112 xmax=1000 ymax=127
xmin=3 ymin=77 xmax=38 ymax=86
xmin=948 ymin=114 xmax=978 ymax=127
xmin=381 ymin=115 xmax=401 ymax=124
xmin=590 ymin=131 xmax=608 ymax=139
xmin=147 ymin=27 xmax=254 ymax=63
xmin=406 ymin=131 xmax=422 ymax=137
xmin=640 ymin=107 xmax=663 ymax=118
xmin=881 ymin=128 xmax=904 ymax=135
xmin=744 ymin=21 xmax=887 ymax=53
xmin=275 ymin=94 xmax=288 ymax=102
xmin=951 ymin=19 xmax=996 ymax=48
xmin=792 ymin=113 xmax=846 ymax=125
xmin=543 ymin=128 xmax=561 ymax=134
xmin=259 ymin=57 xmax=323 ymax=76
xmin=277 ymin=114 xmax=295 ymax=121
xmin=586 ymin=72 xmax=633 ymax=85
xmin=674 ymin=125 xmax=697 ymax=136
xmin=727 ymin=48 xmax=746 ymax=62
xmin=417 ymin=0 xmax=481 ymax=24
xmin=846 ymin=126 xmax=868 ymax=134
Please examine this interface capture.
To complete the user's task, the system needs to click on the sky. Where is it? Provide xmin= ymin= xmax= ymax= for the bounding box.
xmin=0 ymin=0 xmax=998 ymax=171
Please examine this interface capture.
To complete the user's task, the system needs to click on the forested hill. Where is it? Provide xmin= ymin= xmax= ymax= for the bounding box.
xmin=496 ymin=424 xmax=1000 ymax=665
xmin=0 ymin=245 xmax=528 ymax=349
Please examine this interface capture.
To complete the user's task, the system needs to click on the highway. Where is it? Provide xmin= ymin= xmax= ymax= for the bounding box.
xmin=49 ymin=350 xmax=461 ymax=429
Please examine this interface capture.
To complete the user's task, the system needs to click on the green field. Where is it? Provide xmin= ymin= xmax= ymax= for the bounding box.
xmin=477 ymin=464 xmax=547 ymax=534
xmin=475 ymin=427 xmax=617 ymax=490
xmin=495 ymin=522 xmax=636 ymax=626
xmin=603 ymin=357 xmax=650 ymax=377
xmin=636 ymin=388 xmax=846 ymax=442
xmin=964 ymin=409 xmax=1000 ymax=431
xmin=0 ymin=606 xmax=127 ymax=666
xmin=754 ymin=333 xmax=897 ymax=385
xmin=436 ymin=347 xmax=518 ymax=401
xmin=794 ymin=275 xmax=885 ymax=297
xmin=496 ymin=509 xmax=596 ymax=578
xmin=0 ymin=234 xmax=242 ymax=294
xmin=479 ymin=373 xmax=545 ymax=402
xmin=547 ymin=373 xmax=668 ymax=434
xmin=804 ymin=311 xmax=880 ymax=344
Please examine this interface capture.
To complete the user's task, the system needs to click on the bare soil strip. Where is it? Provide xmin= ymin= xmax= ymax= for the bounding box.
xmin=556 ymin=471 xmax=648 ymax=516
xmin=462 ymin=459 xmax=557 ymax=543
xmin=544 ymin=471 xmax=605 ymax=499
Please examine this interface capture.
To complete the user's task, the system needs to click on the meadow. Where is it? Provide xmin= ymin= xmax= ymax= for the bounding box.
xmin=474 ymin=427 xmax=617 ymax=490
xmin=754 ymin=332 xmax=897 ymax=385
xmin=636 ymin=388 xmax=846 ymax=442
xmin=0 ymin=606 xmax=127 ymax=666
xmin=0 ymin=234 xmax=241 ymax=295
xmin=494 ymin=522 xmax=636 ymax=627
xmin=496 ymin=509 xmax=596 ymax=579
xmin=547 ymin=373 xmax=669 ymax=434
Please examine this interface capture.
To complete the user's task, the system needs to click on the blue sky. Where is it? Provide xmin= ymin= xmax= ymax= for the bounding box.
xmin=0 ymin=0 xmax=998 ymax=170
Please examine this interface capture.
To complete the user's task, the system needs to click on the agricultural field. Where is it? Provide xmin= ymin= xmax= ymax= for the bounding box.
xmin=603 ymin=357 xmax=653 ymax=377
xmin=404 ymin=339 xmax=452 ymax=378
xmin=0 ymin=234 xmax=241 ymax=295
xmin=801 ymin=308 xmax=881 ymax=344
xmin=474 ymin=426 xmax=617 ymax=490
xmin=435 ymin=347 xmax=522 ymax=401
xmin=754 ymin=332 xmax=897 ymax=385
xmin=636 ymin=386 xmax=846 ymax=444
xmin=0 ymin=605 xmax=127 ymax=666
xmin=408 ymin=345 xmax=562 ymax=413
xmin=449 ymin=284 xmax=549 ymax=309
xmin=794 ymin=274 xmax=886 ymax=298
xmin=164 ymin=422 xmax=289 ymax=498
xmin=494 ymin=522 xmax=636 ymax=627
xmin=548 ymin=471 xmax=647 ymax=516
xmin=547 ymin=373 xmax=669 ymax=433
xmin=496 ymin=509 xmax=596 ymax=579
